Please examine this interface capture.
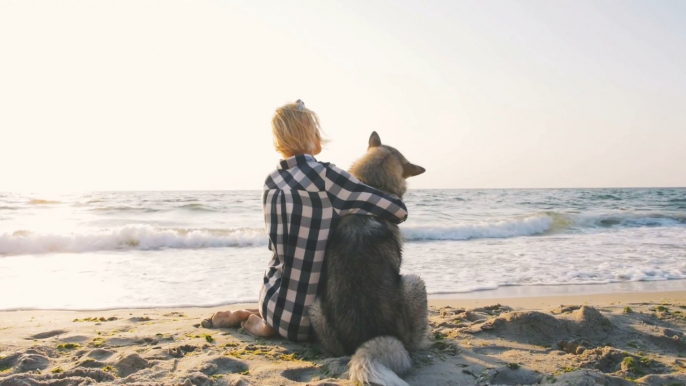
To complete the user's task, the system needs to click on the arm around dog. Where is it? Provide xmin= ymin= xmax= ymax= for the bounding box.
xmin=322 ymin=164 xmax=408 ymax=224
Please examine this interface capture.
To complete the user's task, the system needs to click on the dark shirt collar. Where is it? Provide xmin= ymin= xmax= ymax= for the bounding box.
xmin=278 ymin=154 xmax=317 ymax=170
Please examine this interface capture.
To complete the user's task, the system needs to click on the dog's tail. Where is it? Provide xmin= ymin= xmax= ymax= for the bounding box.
xmin=349 ymin=336 xmax=411 ymax=386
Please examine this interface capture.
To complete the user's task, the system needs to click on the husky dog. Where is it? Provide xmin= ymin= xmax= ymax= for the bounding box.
xmin=309 ymin=132 xmax=428 ymax=386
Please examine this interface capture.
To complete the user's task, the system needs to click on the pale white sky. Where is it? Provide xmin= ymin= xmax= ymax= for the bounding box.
xmin=1 ymin=0 xmax=684 ymax=191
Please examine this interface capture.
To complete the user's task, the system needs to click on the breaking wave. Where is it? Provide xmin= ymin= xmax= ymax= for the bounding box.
xmin=0 ymin=225 xmax=268 ymax=255
xmin=402 ymin=215 xmax=554 ymax=241
xmin=177 ymin=203 xmax=215 ymax=212
xmin=1 ymin=219 xmax=553 ymax=255
xmin=402 ymin=212 xmax=685 ymax=241
xmin=1 ymin=211 xmax=684 ymax=255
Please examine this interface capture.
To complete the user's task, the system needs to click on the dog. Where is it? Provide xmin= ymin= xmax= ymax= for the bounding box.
xmin=308 ymin=131 xmax=428 ymax=386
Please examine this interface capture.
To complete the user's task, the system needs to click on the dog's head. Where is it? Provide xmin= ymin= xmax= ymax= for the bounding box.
xmin=349 ymin=132 xmax=425 ymax=198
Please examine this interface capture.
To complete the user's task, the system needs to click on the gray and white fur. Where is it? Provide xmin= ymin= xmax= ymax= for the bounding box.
xmin=309 ymin=132 xmax=428 ymax=386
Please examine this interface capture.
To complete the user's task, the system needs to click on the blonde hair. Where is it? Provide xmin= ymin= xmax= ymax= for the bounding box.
xmin=272 ymin=101 xmax=327 ymax=157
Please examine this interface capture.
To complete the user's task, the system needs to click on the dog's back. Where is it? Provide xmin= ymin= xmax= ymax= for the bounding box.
xmin=320 ymin=214 xmax=404 ymax=355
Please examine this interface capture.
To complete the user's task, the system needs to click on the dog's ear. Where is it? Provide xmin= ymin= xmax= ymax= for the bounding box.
xmin=368 ymin=131 xmax=382 ymax=148
xmin=403 ymin=163 xmax=426 ymax=178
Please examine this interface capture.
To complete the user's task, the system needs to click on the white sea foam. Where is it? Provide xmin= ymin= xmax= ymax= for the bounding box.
xmin=0 ymin=216 xmax=555 ymax=255
xmin=0 ymin=225 xmax=268 ymax=255
xmin=400 ymin=215 xmax=554 ymax=241
xmin=2 ymin=211 xmax=685 ymax=255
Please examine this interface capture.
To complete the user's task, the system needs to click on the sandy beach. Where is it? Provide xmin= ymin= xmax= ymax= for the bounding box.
xmin=2 ymin=288 xmax=686 ymax=386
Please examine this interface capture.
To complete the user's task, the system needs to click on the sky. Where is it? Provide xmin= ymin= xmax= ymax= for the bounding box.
xmin=1 ymin=0 xmax=685 ymax=191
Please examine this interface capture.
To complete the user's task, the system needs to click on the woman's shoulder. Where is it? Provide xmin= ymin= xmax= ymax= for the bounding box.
xmin=312 ymin=159 xmax=342 ymax=173
xmin=263 ymin=169 xmax=281 ymax=190
xmin=263 ymin=160 xmax=330 ymax=191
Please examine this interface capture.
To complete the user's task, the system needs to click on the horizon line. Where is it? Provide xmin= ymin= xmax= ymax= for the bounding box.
xmin=2 ymin=186 xmax=685 ymax=194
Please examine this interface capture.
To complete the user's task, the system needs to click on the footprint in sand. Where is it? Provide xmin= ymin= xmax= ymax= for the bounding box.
xmin=167 ymin=344 xmax=199 ymax=358
xmin=133 ymin=337 xmax=159 ymax=345
xmin=281 ymin=364 xmax=324 ymax=383
xmin=198 ymin=357 xmax=248 ymax=375
xmin=24 ymin=347 xmax=58 ymax=358
xmin=481 ymin=365 xmax=543 ymax=385
xmin=16 ymin=353 xmax=50 ymax=372
xmin=647 ymin=333 xmax=686 ymax=352
xmin=57 ymin=334 xmax=90 ymax=343
xmin=129 ymin=316 xmax=152 ymax=322
xmin=0 ymin=349 xmax=54 ymax=374
xmin=86 ymin=348 xmax=116 ymax=360
xmin=107 ymin=336 xmax=157 ymax=347
xmin=28 ymin=329 xmax=68 ymax=340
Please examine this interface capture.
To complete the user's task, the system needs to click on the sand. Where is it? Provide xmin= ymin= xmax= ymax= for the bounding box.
xmin=2 ymin=291 xmax=686 ymax=386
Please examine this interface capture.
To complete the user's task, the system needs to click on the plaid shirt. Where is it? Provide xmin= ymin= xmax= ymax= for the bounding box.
xmin=259 ymin=154 xmax=408 ymax=341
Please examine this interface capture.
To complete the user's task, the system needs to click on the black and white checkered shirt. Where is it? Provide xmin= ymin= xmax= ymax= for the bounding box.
xmin=258 ymin=154 xmax=408 ymax=341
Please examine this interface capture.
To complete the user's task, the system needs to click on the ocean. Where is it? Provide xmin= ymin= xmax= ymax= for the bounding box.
xmin=1 ymin=188 xmax=685 ymax=310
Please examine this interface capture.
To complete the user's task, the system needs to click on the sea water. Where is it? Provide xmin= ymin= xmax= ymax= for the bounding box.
xmin=1 ymin=188 xmax=685 ymax=310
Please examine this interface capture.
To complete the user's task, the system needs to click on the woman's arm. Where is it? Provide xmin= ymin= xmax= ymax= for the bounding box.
xmin=323 ymin=164 xmax=408 ymax=224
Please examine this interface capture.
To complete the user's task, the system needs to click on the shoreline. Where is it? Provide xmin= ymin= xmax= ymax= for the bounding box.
xmin=3 ymin=279 xmax=686 ymax=313
xmin=2 ymin=289 xmax=685 ymax=316
xmin=430 ymin=289 xmax=686 ymax=310
xmin=430 ymin=278 xmax=686 ymax=300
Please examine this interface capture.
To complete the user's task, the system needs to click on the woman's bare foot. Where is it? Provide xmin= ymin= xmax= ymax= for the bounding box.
xmin=241 ymin=314 xmax=276 ymax=338
xmin=208 ymin=310 xmax=255 ymax=328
